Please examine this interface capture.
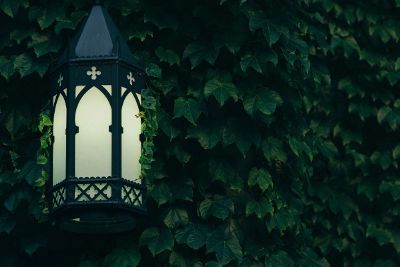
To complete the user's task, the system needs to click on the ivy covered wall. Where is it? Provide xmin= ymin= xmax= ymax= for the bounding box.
xmin=0 ymin=0 xmax=400 ymax=266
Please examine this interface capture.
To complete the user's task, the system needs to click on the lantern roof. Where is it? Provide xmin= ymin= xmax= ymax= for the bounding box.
xmin=56 ymin=3 xmax=143 ymax=70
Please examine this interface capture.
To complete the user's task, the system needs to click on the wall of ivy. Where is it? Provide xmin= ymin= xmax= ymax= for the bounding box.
xmin=1 ymin=0 xmax=400 ymax=266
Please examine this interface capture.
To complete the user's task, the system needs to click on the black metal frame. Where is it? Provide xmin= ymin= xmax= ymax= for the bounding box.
xmin=48 ymin=57 xmax=146 ymax=230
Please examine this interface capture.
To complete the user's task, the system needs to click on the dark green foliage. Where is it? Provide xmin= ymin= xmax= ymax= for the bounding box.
xmin=0 ymin=0 xmax=400 ymax=266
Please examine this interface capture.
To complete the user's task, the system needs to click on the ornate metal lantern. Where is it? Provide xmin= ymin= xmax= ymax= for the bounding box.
xmin=49 ymin=3 xmax=145 ymax=233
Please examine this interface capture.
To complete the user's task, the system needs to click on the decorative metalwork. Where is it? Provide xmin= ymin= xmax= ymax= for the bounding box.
xmin=75 ymin=182 xmax=112 ymax=201
xmin=57 ymin=74 xmax=63 ymax=87
xmin=86 ymin=66 xmax=101 ymax=80
xmin=121 ymin=184 xmax=142 ymax=207
xmin=127 ymin=72 xmax=135 ymax=85
xmin=52 ymin=186 xmax=66 ymax=208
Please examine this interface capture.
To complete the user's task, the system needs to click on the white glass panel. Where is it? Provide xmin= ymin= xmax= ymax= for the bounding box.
xmin=53 ymin=94 xmax=67 ymax=185
xmin=121 ymin=89 xmax=141 ymax=182
xmin=75 ymin=86 xmax=112 ymax=177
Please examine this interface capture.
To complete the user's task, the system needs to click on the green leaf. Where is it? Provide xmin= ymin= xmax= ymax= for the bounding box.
xmin=0 ymin=56 xmax=14 ymax=79
xmin=222 ymin=118 xmax=261 ymax=156
xmin=4 ymin=189 xmax=31 ymax=212
xmin=19 ymin=160 xmax=42 ymax=185
xmin=206 ymin=226 xmax=243 ymax=265
xmin=393 ymin=145 xmax=400 ymax=160
xmin=146 ymin=63 xmax=162 ymax=78
xmin=38 ymin=113 xmax=52 ymax=132
xmin=379 ymin=181 xmax=400 ymax=200
xmin=248 ymin=168 xmax=273 ymax=192
xmin=139 ymin=227 xmax=174 ymax=256
xmin=267 ymin=208 xmax=298 ymax=232
xmin=262 ymin=137 xmax=287 ymax=163
xmin=163 ymin=207 xmax=189 ymax=228
xmin=265 ymin=250 xmax=295 ymax=267
xmin=183 ymin=43 xmax=219 ymax=69
xmin=14 ymin=54 xmax=34 ymax=77
xmin=204 ymin=76 xmax=239 ymax=106
xmin=5 ymin=109 xmax=30 ymax=136
xmin=199 ymin=196 xmax=234 ymax=220
xmin=169 ymin=251 xmax=191 ymax=267
xmin=155 ymin=47 xmax=180 ymax=66
xmin=173 ymin=98 xmax=202 ymax=125
xmin=0 ymin=0 xmax=23 ymax=17
xmin=0 ymin=214 xmax=16 ymax=234
xmin=104 ymin=246 xmax=141 ymax=267
xmin=246 ymin=198 xmax=274 ymax=219
xmin=21 ymin=234 xmax=47 ymax=256
xmin=248 ymin=11 xmax=285 ymax=46
xmin=144 ymin=7 xmax=178 ymax=30
xmin=243 ymin=89 xmax=282 ymax=116
xmin=240 ymin=53 xmax=262 ymax=73
xmin=175 ymin=223 xmax=209 ymax=249
xmin=149 ymin=182 xmax=172 ymax=206
xmin=187 ymin=122 xmax=222 ymax=149
xmin=209 ymin=160 xmax=243 ymax=190
xmin=288 ymin=137 xmax=313 ymax=161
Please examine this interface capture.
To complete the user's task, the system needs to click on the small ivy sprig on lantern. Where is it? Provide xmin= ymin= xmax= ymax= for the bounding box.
xmin=139 ymin=87 xmax=159 ymax=178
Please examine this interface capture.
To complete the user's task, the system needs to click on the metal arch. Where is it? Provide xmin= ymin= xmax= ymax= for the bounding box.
xmin=75 ymin=85 xmax=112 ymax=108
xmin=121 ymin=90 xmax=142 ymax=112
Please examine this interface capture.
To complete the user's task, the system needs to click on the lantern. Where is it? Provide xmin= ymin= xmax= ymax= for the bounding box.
xmin=49 ymin=3 xmax=145 ymax=233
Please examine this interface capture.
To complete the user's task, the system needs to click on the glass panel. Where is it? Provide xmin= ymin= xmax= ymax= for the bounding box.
xmin=121 ymin=89 xmax=141 ymax=182
xmin=53 ymin=94 xmax=67 ymax=185
xmin=75 ymin=86 xmax=112 ymax=177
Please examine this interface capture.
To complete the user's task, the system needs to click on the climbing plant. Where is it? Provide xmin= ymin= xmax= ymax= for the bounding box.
xmin=0 ymin=0 xmax=400 ymax=266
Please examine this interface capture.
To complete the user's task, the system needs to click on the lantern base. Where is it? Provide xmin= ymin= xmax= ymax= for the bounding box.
xmin=56 ymin=209 xmax=137 ymax=234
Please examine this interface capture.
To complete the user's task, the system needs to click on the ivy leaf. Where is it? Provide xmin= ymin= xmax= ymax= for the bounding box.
xmin=209 ymin=159 xmax=243 ymax=190
xmin=163 ymin=207 xmax=189 ymax=228
xmin=104 ymin=245 xmax=141 ymax=267
xmin=38 ymin=6 xmax=64 ymax=30
xmin=248 ymin=168 xmax=273 ymax=192
xmin=4 ymin=189 xmax=32 ymax=212
xmin=248 ymin=11 xmax=285 ymax=46
xmin=14 ymin=54 xmax=34 ymax=77
xmin=139 ymin=227 xmax=174 ymax=256
xmin=0 ymin=213 xmax=16 ymax=234
xmin=183 ymin=43 xmax=219 ymax=69
xmin=243 ymin=89 xmax=282 ymax=116
xmin=155 ymin=47 xmax=180 ymax=66
xmin=0 ymin=171 xmax=21 ymax=186
xmin=19 ymin=160 xmax=42 ymax=185
xmin=246 ymin=198 xmax=274 ymax=219
xmin=267 ymin=208 xmax=298 ymax=232
xmin=393 ymin=145 xmax=400 ymax=160
xmin=199 ymin=196 xmax=234 ymax=220
xmin=158 ymin=110 xmax=181 ymax=141
xmin=173 ymin=98 xmax=202 ymax=125
xmin=204 ymin=76 xmax=239 ymax=106
xmin=265 ymin=250 xmax=295 ymax=267
xmin=145 ymin=63 xmax=162 ymax=78
xmin=206 ymin=226 xmax=243 ymax=265
xmin=21 ymin=234 xmax=47 ymax=256
xmin=144 ymin=7 xmax=178 ymax=30
xmin=149 ymin=182 xmax=172 ymax=206
xmin=175 ymin=223 xmax=209 ymax=249
xmin=240 ymin=53 xmax=262 ymax=73
xmin=288 ymin=137 xmax=313 ymax=161
xmin=0 ymin=0 xmax=23 ymax=17
xmin=187 ymin=121 xmax=222 ymax=149
xmin=5 ymin=109 xmax=30 ymax=136
xmin=222 ymin=118 xmax=261 ymax=157
xmin=0 ymin=56 xmax=14 ymax=79
xmin=262 ymin=137 xmax=287 ymax=163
